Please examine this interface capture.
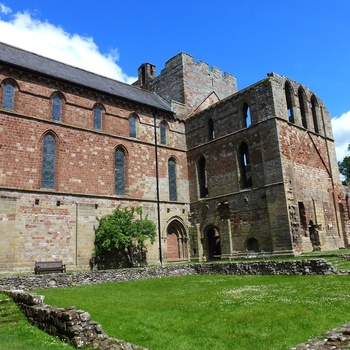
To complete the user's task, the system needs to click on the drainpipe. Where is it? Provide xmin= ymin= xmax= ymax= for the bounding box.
xmin=153 ymin=112 xmax=163 ymax=265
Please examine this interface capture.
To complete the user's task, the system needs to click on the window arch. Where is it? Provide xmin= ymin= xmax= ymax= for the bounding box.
xmin=285 ymin=81 xmax=294 ymax=123
xmin=51 ymin=93 xmax=63 ymax=121
xmin=207 ymin=117 xmax=215 ymax=141
xmin=93 ymin=104 xmax=103 ymax=130
xmin=2 ymin=81 xmax=15 ymax=110
xmin=311 ymin=95 xmax=319 ymax=133
xmin=243 ymin=103 xmax=251 ymax=128
xmin=160 ymin=121 xmax=167 ymax=145
xmin=298 ymin=87 xmax=308 ymax=129
xmin=129 ymin=113 xmax=138 ymax=138
xmin=115 ymin=147 xmax=125 ymax=195
xmin=168 ymin=157 xmax=177 ymax=201
xmin=238 ymin=141 xmax=252 ymax=189
xmin=198 ymin=156 xmax=208 ymax=198
xmin=41 ymin=133 xmax=56 ymax=189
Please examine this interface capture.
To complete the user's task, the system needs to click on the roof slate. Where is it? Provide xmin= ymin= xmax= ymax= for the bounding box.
xmin=0 ymin=42 xmax=172 ymax=112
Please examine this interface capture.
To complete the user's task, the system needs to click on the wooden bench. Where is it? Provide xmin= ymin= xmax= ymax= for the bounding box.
xmin=34 ymin=260 xmax=66 ymax=275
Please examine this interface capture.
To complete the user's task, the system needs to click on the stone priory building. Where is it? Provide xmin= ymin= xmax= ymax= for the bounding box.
xmin=0 ymin=42 xmax=348 ymax=272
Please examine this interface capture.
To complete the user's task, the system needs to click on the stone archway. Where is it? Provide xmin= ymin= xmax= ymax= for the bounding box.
xmin=205 ymin=226 xmax=221 ymax=260
xmin=166 ymin=220 xmax=189 ymax=262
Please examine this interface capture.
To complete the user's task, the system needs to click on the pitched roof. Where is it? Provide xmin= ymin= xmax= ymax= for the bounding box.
xmin=0 ymin=42 xmax=172 ymax=112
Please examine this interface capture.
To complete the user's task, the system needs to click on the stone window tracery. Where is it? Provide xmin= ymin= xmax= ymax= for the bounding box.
xmin=160 ymin=121 xmax=167 ymax=145
xmin=93 ymin=104 xmax=102 ymax=130
xmin=52 ymin=94 xmax=62 ymax=121
xmin=42 ymin=134 xmax=56 ymax=189
xmin=115 ymin=148 xmax=125 ymax=195
xmin=2 ymin=81 xmax=15 ymax=110
xmin=129 ymin=114 xmax=138 ymax=138
xmin=168 ymin=157 xmax=177 ymax=201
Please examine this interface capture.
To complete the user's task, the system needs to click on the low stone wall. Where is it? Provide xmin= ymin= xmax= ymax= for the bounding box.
xmin=2 ymin=289 xmax=146 ymax=349
xmin=0 ymin=259 xmax=336 ymax=291
xmin=0 ymin=260 xmax=339 ymax=349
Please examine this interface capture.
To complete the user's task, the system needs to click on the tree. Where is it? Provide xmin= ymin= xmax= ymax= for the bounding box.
xmin=93 ymin=206 xmax=156 ymax=268
xmin=338 ymin=144 xmax=350 ymax=184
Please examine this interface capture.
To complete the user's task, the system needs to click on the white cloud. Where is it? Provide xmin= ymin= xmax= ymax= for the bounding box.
xmin=0 ymin=2 xmax=11 ymax=14
xmin=331 ymin=110 xmax=350 ymax=161
xmin=0 ymin=6 xmax=136 ymax=84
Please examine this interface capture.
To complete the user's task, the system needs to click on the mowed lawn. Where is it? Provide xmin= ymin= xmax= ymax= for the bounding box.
xmin=36 ymin=274 xmax=350 ymax=350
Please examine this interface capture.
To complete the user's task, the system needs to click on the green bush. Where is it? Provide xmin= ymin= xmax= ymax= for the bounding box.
xmin=93 ymin=206 xmax=156 ymax=268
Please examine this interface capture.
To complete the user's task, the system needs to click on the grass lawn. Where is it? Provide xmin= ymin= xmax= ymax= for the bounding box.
xmin=36 ymin=274 xmax=350 ymax=350
xmin=0 ymin=293 xmax=75 ymax=350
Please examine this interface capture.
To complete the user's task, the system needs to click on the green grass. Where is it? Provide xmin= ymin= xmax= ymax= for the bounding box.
xmin=0 ymin=293 xmax=75 ymax=350
xmin=36 ymin=274 xmax=350 ymax=350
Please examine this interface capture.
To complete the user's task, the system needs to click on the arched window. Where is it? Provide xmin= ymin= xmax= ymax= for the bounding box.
xmin=115 ymin=148 xmax=125 ymax=195
xmin=52 ymin=94 xmax=62 ymax=121
xmin=41 ymin=134 xmax=56 ymax=189
xmin=243 ymin=103 xmax=251 ymax=127
xmin=160 ymin=122 xmax=167 ymax=145
xmin=94 ymin=104 xmax=102 ymax=130
xmin=298 ymin=87 xmax=308 ymax=129
xmin=2 ymin=81 xmax=15 ymax=110
xmin=129 ymin=114 xmax=137 ymax=138
xmin=198 ymin=156 xmax=208 ymax=198
xmin=168 ymin=158 xmax=177 ymax=201
xmin=207 ymin=118 xmax=215 ymax=141
xmin=285 ymin=81 xmax=294 ymax=123
xmin=238 ymin=142 xmax=252 ymax=189
xmin=311 ymin=95 xmax=319 ymax=133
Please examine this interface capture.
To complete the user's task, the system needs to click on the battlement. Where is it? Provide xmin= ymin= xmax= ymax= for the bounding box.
xmin=162 ymin=52 xmax=235 ymax=83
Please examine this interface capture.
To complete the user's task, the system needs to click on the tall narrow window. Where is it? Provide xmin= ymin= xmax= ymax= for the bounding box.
xmin=94 ymin=105 xmax=102 ymax=130
xmin=207 ymin=118 xmax=214 ymax=141
xmin=243 ymin=103 xmax=251 ymax=127
xmin=198 ymin=156 xmax=208 ymax=198
xmin=311 ymin=95 xmax=319 ymax=133
xmin=52 ymin=94 xmax=62 ymax=121
xmin=42 ymin=134 xmax=56 ymax=189
xmin=168 ymin=158 xmax=177 ymax=201
xmin=298 ymin=87 xmax=308 ymax=129
xmin=129 ymin=114 xmax=137 ymax=138
xmin=238 ymin=142 xmax=252 ymax=189
xmin=160 ymin=122 xmax=167 ymax=144
xmin=115 ymin=148 xmax=125 ymax=195
xmin=285 ymin=81 xmax=294 ymax=123
xmin=2 ymin=82 xmax=15 ymax=110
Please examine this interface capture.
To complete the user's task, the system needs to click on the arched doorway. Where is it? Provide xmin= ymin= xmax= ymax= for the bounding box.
xmin=205 ymin=227 xmax=221 ymax=260
xmin=166 ymin=220 xmax=188 ymax=261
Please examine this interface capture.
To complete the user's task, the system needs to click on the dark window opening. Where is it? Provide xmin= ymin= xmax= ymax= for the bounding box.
xmin=285 ymin=82 xmax=294 ymax=123
xmin=298 ymin=88 xmax=307 ymax=129
xmin=207 ymin=118 xmax=215 ymax=140
xmin=238 ymin=142 xmax=252 ymax=188
xmin=298 ymin=202 xmax=308 ymax=236
xmin=311 ymin=95 xmax=319 ymax=133
xmin=198 ymin=156 xmax=208 ymax=198
xmin=247 ymin=238 xmax=259 ymax=252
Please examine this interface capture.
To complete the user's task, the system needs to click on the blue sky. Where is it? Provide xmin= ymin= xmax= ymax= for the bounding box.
xmin=0 ymin=0 xmax=349 ymax=160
